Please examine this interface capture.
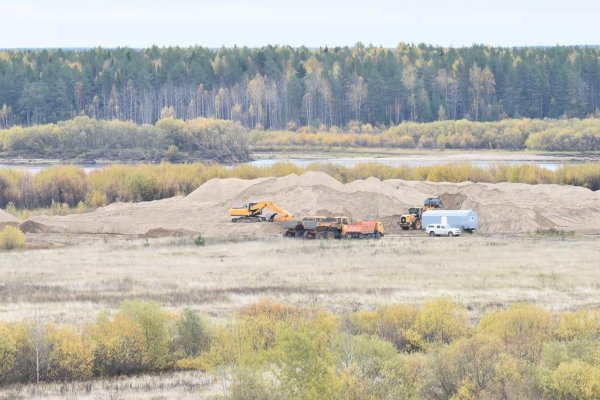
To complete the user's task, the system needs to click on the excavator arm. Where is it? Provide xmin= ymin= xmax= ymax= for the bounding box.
xmin=229 ymin=201 xmax=293 ymax=223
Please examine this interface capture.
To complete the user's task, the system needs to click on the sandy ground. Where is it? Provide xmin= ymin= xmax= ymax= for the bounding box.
xmin=15 ymin=171 xmax=600 ymax=237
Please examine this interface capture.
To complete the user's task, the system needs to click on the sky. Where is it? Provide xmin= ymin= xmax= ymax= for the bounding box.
xmin=1 ymin=0 xmax=599 ymax=48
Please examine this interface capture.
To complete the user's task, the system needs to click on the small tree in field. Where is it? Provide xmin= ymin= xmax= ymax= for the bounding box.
xmin=174 ymin=308 xmax=209 ymax=358
xmin=0 ymin=225 xmax=25 ymax=250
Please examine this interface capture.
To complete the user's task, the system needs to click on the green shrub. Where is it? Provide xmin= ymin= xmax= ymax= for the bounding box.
xmin=277 ymin=311 xmax=340 ymax=400
xmin=0 ymin=225 xmax=25 ymax=250
xmin=194 ymin=234 xmax=205 ymax=246
xmin=173 ymin=308 xmax=209 ymax=358
xmin=119 ymin=301 xmax=171 ymax=370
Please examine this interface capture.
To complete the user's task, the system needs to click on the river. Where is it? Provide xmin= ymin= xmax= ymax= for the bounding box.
xmin=0 ymin=154 xmax=595 ymax=174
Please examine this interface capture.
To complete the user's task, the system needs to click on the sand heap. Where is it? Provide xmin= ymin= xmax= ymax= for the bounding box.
xmin=0 ymin=209 xmax=21 ymax=228
xmin=27 ymin=171 xmax=600 ymax=237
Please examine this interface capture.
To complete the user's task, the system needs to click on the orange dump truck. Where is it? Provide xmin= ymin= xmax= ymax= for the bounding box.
xmin=344 ymin=221 xmax=384 ymax=239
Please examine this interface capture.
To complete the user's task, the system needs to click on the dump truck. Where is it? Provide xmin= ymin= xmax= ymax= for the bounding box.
xmin=282 ymin=216 xmax=350 ymax=239
xmin=283 ymin=217 xmax=384 ymax=240
xmin=398 ymin=197 xmax=443 ymax=230
xmin=229 ymin=201 xmax=293 ymax=223
xmin=344 ymin=221 xmax=384 ymax=239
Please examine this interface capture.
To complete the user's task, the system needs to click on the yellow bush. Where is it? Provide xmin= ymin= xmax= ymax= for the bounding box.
xmin=174 ymin=356 xmax=210 ymax=371
xmin=46 ymin=324 xmax=94 ymax=381
xmin=86 ymin=190 xmax=107 ymax=208
xmin=237 ymin=299 xmax=306 ymax=354
xmin=32 ymin=165 xmax=87 ymax=207
xmin=378 ymin=304 xmax=419 ymax=350
xmin=556 ymin=310 xmax=600 ymax=341
xmin=344 ymin=310 xmax=379 ymax=336
xmin=412 ymin=298 xmax=469 ymax=346
xmin=0 ymin=323 xmax=18 ymax=384
xmin=118 ymin=300 xmax=171 ymax=370
xmin=479 ymin=304 xmax=553 ymax=362
xmin=89 ymin=313 xmax=150 ymax=376
xmin=547 ymin=360 xmax=600 ymax=400
xmin=0 ymin=225 xmax=25 ymax=250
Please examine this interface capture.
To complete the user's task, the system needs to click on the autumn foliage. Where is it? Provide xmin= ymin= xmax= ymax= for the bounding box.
xmin=1 ymin=161 xmax=599 ymax=212
xmin=3 ymin=299 xmax=600 ymax=400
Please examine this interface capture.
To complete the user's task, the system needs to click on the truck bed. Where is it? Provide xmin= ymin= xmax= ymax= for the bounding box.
xmin=345 ymin=221 xmax=378 ymax=234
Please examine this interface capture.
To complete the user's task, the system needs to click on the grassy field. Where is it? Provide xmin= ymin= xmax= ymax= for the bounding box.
xmin=1 ymin=233 xmax=600 ymax=399
xmin=2 ymin=234 xmax=598 ymax=325
xmin=0 ymin=371 xmax=217 ymax=400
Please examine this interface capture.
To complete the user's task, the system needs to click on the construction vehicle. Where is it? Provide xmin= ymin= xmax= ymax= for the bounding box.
xmin=229 ymin=201 xmax=293 ymax=223
xmin=398 ymin=197 xmax=443 ymax=231
xmin=344 ymin=221 xmax=384 ymax=239
xmin=282 ymin=216 xmax=350 ymax=239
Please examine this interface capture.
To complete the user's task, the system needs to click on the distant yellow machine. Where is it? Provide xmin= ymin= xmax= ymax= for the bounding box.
xmin=229 ymin=201 xmax=293 ymax=223
xmin=399 ymin=197 xmax=443 ymax=230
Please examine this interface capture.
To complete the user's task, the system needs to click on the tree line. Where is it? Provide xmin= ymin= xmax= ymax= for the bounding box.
xmin=1 ymin=298 xmax=600 ymax=400
xmin=0 ymin=44 xmax=599 ymax=130
xmin=250 ymin=118 xmax=600 ymax=151
xmin=2 ymin=117 xmax=600 ymax=160
xmin=1 ymin=162 xmax=599 ymax=211
xmin=0 ymin=115 xmax=250 ymax=162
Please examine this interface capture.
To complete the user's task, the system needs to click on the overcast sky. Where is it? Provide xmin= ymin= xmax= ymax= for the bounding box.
xmin=2 ymin=0 xmax=599 ymax=48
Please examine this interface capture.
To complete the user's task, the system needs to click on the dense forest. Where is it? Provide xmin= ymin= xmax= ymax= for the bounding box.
xmin=0 ymin=44 xmax=599 ymax=129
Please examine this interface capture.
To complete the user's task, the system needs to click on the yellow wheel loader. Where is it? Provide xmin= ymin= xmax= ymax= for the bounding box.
xmin=398 ymin=197 xmax=443 ymax=231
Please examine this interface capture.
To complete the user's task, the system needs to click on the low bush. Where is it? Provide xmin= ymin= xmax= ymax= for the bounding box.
xmin=479 ymin=303 xmax=553 ymax=362
xmin=0 ymin=225 xmax=25 ymax=250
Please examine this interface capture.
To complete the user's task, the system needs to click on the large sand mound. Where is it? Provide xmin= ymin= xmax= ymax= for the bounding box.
xmin=29 ymin=172 xmax=600 ymax=237
xmin=0 ymin=209 xmax=21 ymax=228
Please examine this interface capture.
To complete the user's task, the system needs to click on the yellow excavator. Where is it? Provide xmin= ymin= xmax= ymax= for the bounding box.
xmin=229 ymin=201 xmax=294 ymax=223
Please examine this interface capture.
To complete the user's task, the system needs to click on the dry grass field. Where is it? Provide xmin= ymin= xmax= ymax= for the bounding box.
xmin=1 ymin=233 xmax=600 ymax=399
xmin=1 ymin=234 xmax=599 ymax=325
xmin=0 ymin=371 xmax=217 ymax=400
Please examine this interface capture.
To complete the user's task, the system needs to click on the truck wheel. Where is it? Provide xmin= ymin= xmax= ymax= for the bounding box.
xmin=429 ymin=231 xmax=435 ymax=237
xmin=448 ymin=232 xmax=454 ymax=237
xmin=294 ymin=231 xmax=303 ymax=239
xmin=375 ymin=231 xmax=382 ymax=239
xmin=401 ymin=226 xmax=409 ymax=231
xmin=315 ymin=232 xmax=324 ymax=240
xmin=325 ymin=231 xmax=335 ymax=240
xmin=415 ymin=220 xmax=422 ymax=230
xmin=303 ymin=231 xmax=311 ymax=240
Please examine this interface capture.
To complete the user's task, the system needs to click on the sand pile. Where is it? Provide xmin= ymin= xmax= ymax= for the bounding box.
xmin=0 ymin=209 xmax=20 ymax=228
xmin=185 ymin=177 xmax=271 ymax=204
xmin=27 ymin=172 xmax=600 ymax=237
